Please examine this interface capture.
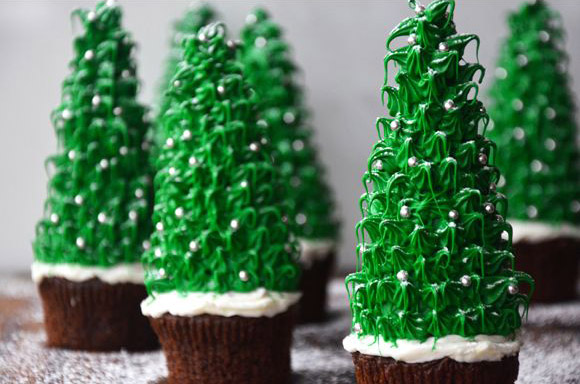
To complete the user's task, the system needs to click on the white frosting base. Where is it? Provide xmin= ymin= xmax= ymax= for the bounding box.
xmin=511 ymin=220 xmax=580 ymax=243
xmin=141 ymin=288 xmax=301 ymax=318
xmin=31 ymin=261 xmax=144 ymax=285
xmin=343 ymin=333 xmax=521 ymax=363
xmin=298 ymin=238 xmax=335 ymax=267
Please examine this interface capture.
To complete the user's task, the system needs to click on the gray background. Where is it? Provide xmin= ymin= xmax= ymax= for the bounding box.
xmin=0 ymin=1 xmax=578 ymax=273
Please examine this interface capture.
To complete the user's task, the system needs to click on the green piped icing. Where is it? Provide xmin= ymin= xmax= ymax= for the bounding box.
xmin=154 ymin=2 xmax=216 ymax=149
xmin=345 ymin=0 xmax=533 ymax=344
xmin=488 ymin=0 xmax=579 ymax=225
xmin=240 ymin=8 xmax=339 ymax=241
xmin=143 ymin=23 xmax=301 ymax=295
xmin=33 ymin=1 xmax=153 ymax=267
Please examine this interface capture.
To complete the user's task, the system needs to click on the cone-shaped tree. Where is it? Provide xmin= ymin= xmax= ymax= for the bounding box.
xmin=240 ymin=8 xmax=338 ymax=241
xmin=345 ymin=0 xmax=533 ymax=344
xmin=153 ymin=2 xmax=216 ymax=149
xmin=143 ymin=23 xmax=301 ymax=295
xmin=33 ymin=0 xmax=153 ymax=268
xmin=488 ymin=0 xmax=579 ymax=225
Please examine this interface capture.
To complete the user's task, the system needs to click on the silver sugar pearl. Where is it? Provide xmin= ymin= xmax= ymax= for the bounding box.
xmin=296 ymin=213 xmax=307 ymax=225
xmin=390 ymin=120 xmax=400 ymax=131
xmin=189 ymin=156 xmax=198 ymax=166
xmin=508 ymin=285 xmax=519 ymax=295
xmin=142 ymin=240 xmax=151 ymax=250
xmin=283 ymin=112 xmax=296 ymax=124
xmin=135 ymin=188 xmax=144 ymax=198
xmin=154 ymin=248 xmax=162 ymax=257
xmin=246 ymin=13 xmax=257 ymax=24
xmin=460 ymin=275 xmax=472 ymax=287
xmin=438 ymin=42 xmax=449 ymax=52
xmin=87 ymin=11 xmax=96 ymax=21
xmin=396 ymin=270 xmax=409 ymax=282
xmin=76 ymin=237 xmax=86 ymax=249
xmin=444 ymin=99 xmax=456 ymax=111
xmin=544 ymin=138 xmax=556 ymax=151
xmin=407 ymin=156 xmax=418 ymax=167
xmin=68 ymin=150 xmax=76 ymax=160
xmin=97 ymin=212 xmax=107 ymax=223
xmin=489 ymin=183 xmax=497 ymax=192
xmin=448 ymin=210 xmax=459 ymax=220
xmin=168 ymin=167 xmax=176 ymax=176
xmin=173 ymin=80 xmax=181 ymax=87
xmin=513 ymin=99 xmax=524 ymax=111
xmin=121 ymin=69 xmax=131 ymax=79
xmin=478 ymin=153 xmax=488 ymax=165
xmin=119 ymin=146 xmax=128 ymax=156
xmin=527 ymin=205 xmax=538 ymax=219
xmin=353 ymin=323 xmax=363 ymax=334
xmin=255 ymin=37 xmax=267 ymax=48
xmin=62 ymin=109 xmax=73 ymax=120
xmin=113 ymin=107 xmax=122 ymax=116
xmin=516 ymin=54 xmax=528 ymax=67
xmin=374 ymin=160 xmax=383 ymax=170
xmin=128 ymin=210 xmax=138 ymax=221
xmin=92 ymin=95 xmax=101 ymax=107
xmin=74 ymin=195 xmax=83 ymax=205
xmin=415 ymin=4 xmax=425 ymax=13
xmin=84 ymin=50 xmax=94 ymax=60
xmin=408 ymin=34 xmax=418 ymax=45
xmin=175 ymin=207 xmax=184 ymax=218
xmin=165 ymin=138 xmax=175 ymax=148
xmin=240 ymin=180 xmax=248 ymax=188
xmin=239 ymin=270 xmax=250 ymax=281
xmin=50 ymin=213 xmax=60 ymax=224
xmin=400 ymin=205 xmax=411 ymax=218
xmin=189 ymin=240 xmax=200 ymax=252
xmin=249 ymin=142 xmax=260 ymax=152
xmin=483 ymin=202 xmax=495 ymax=214
xmin=99 ymin=159 xmax=109 ymax=169
xmin=181 ymin=129 xmax=192 ymax=141
xmin=156 ymin=222 xmax=164 ymax=231
xmin=545 ymin=107 xmax=556 ymax=120
xmin=513 ymin=127 xmax=525 ymax=141
xmin=531 ymin=160 xmax=543 ymax=173
xmin=539 ymin=30 xmax=550 ymax=42
xmin=230 ymin=219 xmax=240 ymax=230
xmin=292 ymin=140 xmax=305 ymax=151
xmin=217 ymin=85 xmax=225 ymax=95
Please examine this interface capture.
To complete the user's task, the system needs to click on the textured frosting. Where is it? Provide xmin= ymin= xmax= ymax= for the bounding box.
xmin=511 ymin=220 xmax=580 ymax=243
xmin=488 ymin=1 xmax=579 ymax=225
xmin=31 ymin=261 xmax=144 ymax=285
xmin=343 ymin=333 xmax=520 ymax=363
xmin=345 ymin=0 xmax=533 ymax=345
xmin=141 ymin=288 xmax=301 ymax=318
xmin=298 ymin=238 xmax=335 ymax=267
xmin=32 ymin=1 xmax=153 ymax=267
xmin=143 ymin=23 xmax=301 ymax=296
xmin=240 ymin=8 xmax=339 ymax=240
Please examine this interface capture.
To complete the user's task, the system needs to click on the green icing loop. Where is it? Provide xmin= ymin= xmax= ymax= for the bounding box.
xmin=488 ymin=0 xmax=579 ymax=225
xmin=143 ymin=22 xmax=301 ymax=295
xmin=33 ymin=1 xmax=153 ymax=267
xmin=346 ymin=0 xmax=533 ymax=344
xmin=240 ymin=8 xmax=339 ymax=240
xmin=154 ymin=2 xmax=216 ymax=149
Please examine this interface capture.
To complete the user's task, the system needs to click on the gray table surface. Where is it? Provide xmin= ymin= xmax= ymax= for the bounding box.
xmin=0 ymin=275 xmax=578 ymax=383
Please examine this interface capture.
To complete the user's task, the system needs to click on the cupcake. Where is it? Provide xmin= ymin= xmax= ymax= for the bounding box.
xmin=487 ymin=0 xmax=580 ymax=303
xmin=32 ymin=1 xmax=156 ymax=351
xmin=240 ymin=8 xmax=340 ymax=323
xmin=141 ymin=23 xmax=301 ymax=384
xmin=343 ymin=1 xmax=533 ymax=383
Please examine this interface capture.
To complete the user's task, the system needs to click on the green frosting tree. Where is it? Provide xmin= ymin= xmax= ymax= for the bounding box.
xmin=33 ymin=1 xmax=153 ymax=267
xmin=143 ymin=23 xmax=301 ymax=295
xmin=154 ymin=2 xmax=216 ymax=148
xmin=240 ymin=8 xmax=338 ymax=240
xmin=488 ymin=0 xmax=579 ymax=225
xmin=346 ymin=0 xmax=533 ymax=343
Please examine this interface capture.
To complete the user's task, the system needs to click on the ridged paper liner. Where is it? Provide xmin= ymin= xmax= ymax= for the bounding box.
xmin=351 ymin=352 xmax=519 ymax=384
xmin=37 ymin=277 xmax=158 ymax=351
xmin=515 ymin=238 xmax=579 ymax=303
xmin=149 ymin=306 xmax=296 ymax=384
xmin=299 ymin=249 xmax=335 ymax=323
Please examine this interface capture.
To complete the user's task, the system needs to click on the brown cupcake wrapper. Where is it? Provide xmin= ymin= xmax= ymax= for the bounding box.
xmin=149 ymin=305 xmax=296 ymax=384
xmin=299 ymin=249 xmax=335 ymax=323
xmin=351 ymin=352 xmax=519 ymax=384
xmin=514 ymin=237 xmax=579 ymax=303
xmin=38 ymin=276 xmax=159 ymax=351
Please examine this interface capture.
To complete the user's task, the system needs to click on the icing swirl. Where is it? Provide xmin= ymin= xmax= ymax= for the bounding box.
xmin=346 ymin=0 xmax=534 ymax=344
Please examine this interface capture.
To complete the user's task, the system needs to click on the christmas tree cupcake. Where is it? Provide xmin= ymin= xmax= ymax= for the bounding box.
xmin=141 ymin=23 xmax=301 ymax=384
xmin=154 ymin=2 xmax=216 ymax=149
xmin=343 ymin=1 xmax=534 ymax=383
xmin=488 ymin=0 xmax=580 ymax=302
xmin=240 ymin=8 xmax=339 ymax=323
xmin=32 ymin=1 xmax=156 ymax=351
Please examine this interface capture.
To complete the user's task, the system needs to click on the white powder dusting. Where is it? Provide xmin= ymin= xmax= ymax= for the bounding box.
xmin=0 ymin=276 xmax=578 ymax=383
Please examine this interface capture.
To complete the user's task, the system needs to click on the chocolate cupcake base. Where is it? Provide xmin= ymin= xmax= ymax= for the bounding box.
xmin=351 ymin=352 xmax=519 ymax=384
xmin=38 ymin=277 xmax=158 ymax=351
xmin=299 ymin=250 xmax=335 ymax=323
xmin=148 ymin=306 xmax=296 ymax=384
xmin=514 ymin=237 xmax=579 ymax=303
